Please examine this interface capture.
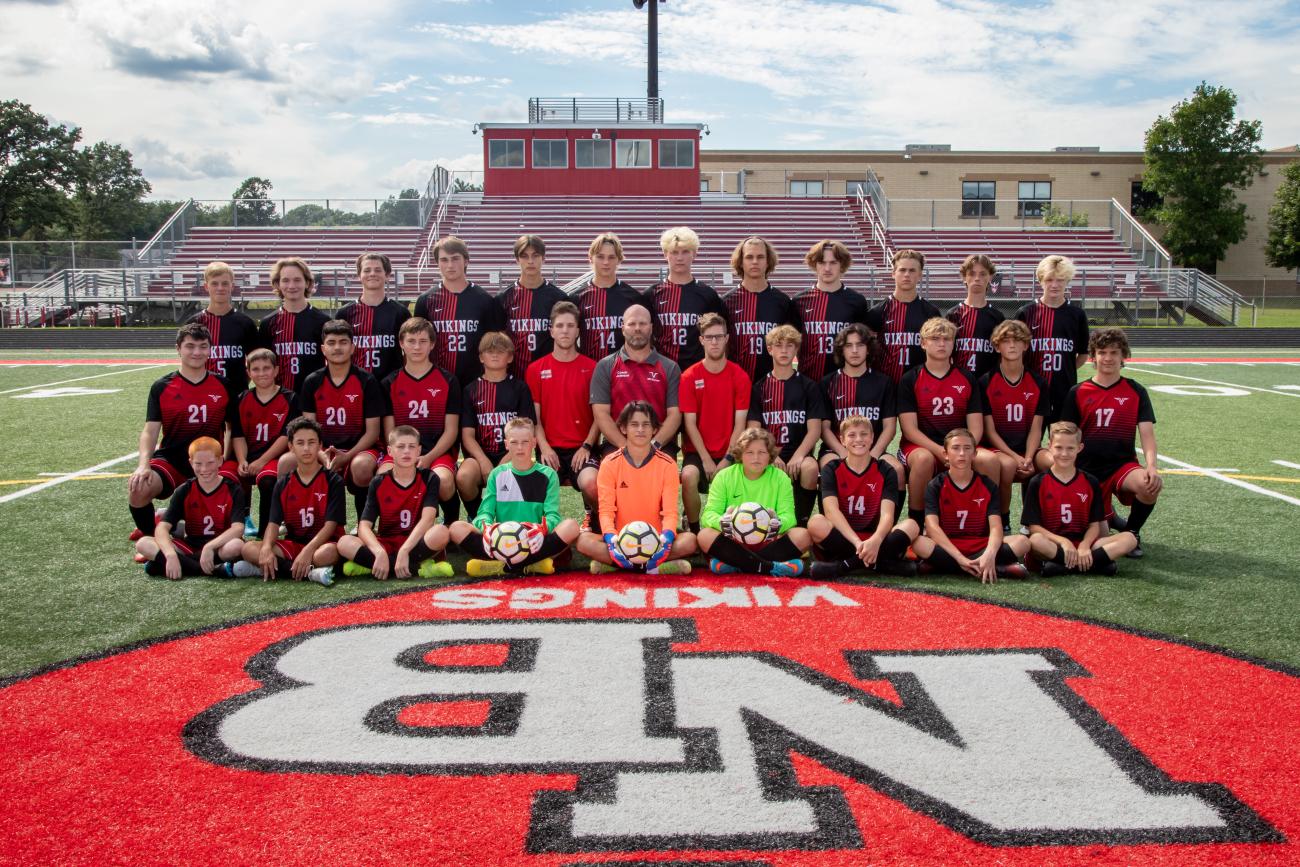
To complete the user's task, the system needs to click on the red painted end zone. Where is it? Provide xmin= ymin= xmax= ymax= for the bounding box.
xmin=0 ymin=579 xmax=1296 ymax=866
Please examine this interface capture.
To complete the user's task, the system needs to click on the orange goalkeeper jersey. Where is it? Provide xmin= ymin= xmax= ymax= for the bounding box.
xmin=596 ymin=447 xmax=681 ymax=535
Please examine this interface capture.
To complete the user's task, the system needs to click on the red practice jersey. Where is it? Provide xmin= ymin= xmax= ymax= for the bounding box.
xmin=187 ymin=309 xmax=260 ymax=392
xmin=947 ymin=302 xmax=1006 ymax=378
xmin=1062 ymin=376 xmax=1156 ymax=478
xmin=979 ymin=369 xmax=1045 ymax=455
xmin=821 ymin=369 xmax=896 ymax=443
xmin=463 ymin=377 xmax=536 ymax=457
xmin=162 ymin=477 xmax=247 ymax=540
xmin=1022 ymin=469 xmax=1104 ymax=540
xmin=820 ymin=457 xmax=900 ymax=533
xmin=525 ymin=353 xmax=597 ymax=450
xmin=360 ymin=468 xmax=439 ymax=539
xmin=499 ymin=280 xmax=568 ymax=377
xmin=925 ymin=471 xmax=1001 ymax=556
xmin=336 ymin=298 xmax=410 ymax=382
xmin=679 ymin=360 xmax=751 ymax=458
xmin=722 ymin=284 xmax=803 ymax=381
xmin=648 ymin=279 xmax=727 ymax=370
xmin=232 ymin=387 xmax=298 ymax=462
xmin=145 ymin=371 xmax=236 ymax=470
xmin=269 ymin=467 xmax=346 ymax=543
xmin=258 ymin=306 xmax=331 ymax=392
xmin=794 ymin=286 xmax=872 ymax=382
xmin=867 ymin=295 xmax=944 ymax=384
xmin=300 ymin=365 xmax=385 ymax=450
xmin=383 ymin=366 xmax=461 ymax=453
xmin=897 ymin=365 xmax=984 ymax=446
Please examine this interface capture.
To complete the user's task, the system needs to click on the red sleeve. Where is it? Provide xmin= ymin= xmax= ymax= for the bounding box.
xmin=525 ymin=361 xmax=541 ymax=400
xmin=679 ymin=370 xmax=698 ymax=413
xmin=732 ymin=365 xmax=751 ymax=410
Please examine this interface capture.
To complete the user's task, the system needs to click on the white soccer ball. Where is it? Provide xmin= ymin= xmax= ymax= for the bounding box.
xmin=731 ymin=501 xmax=776 ymax=547
xmin=488 ymin=521 xmax=531 ymax=566
xmin=615 ymin=520 xmax=663 ymax=565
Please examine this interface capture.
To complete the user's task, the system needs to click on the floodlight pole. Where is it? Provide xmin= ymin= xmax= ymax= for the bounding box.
xmin=633 ymin=0 xmax=660 ymax=105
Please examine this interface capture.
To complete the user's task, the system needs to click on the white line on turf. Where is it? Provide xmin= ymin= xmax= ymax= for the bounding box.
xmin=1157 ymin=454 xmax=1300 ymax=508
xmin=0 ymin=452 xmax=139 ymax=505
xmin=0 ymin=364 xmax=167 ymax=396
xmin=1273 ymin=460 xmax=1300 ymax=471
xmin=1125 ymin=366 xmax=1300 ymax=398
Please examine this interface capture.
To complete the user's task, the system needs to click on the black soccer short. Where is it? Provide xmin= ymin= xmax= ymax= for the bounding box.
xmin=552 ymin=446 xmax=599 ymax=488
xmin=681 ymin=451 xmax=732 ymax=493
xmin=925 ymin=542 xmax=1019 ymax=574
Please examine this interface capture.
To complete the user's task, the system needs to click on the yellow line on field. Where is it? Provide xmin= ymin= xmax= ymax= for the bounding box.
xmin=1160 ymin=469 xmax=1300 ymax=484
xmin=0 ymin=473 xmax=129 ymax=486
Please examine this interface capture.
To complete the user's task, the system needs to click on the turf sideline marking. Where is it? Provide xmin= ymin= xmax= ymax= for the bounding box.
xmin=0 ymin=453 xmax=139 ymax=504
xmin=1157 ymin=454 xmax=1300 ymax=508
xmin=0 ymin=364 xmax=167 ymax=396
xmin=1273 ymin=460 xmax=1300 ymax=471
xmin=1126 ymin=366 xmax=1300 ymax=399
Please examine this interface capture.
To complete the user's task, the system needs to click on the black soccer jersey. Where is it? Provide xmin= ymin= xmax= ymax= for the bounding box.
xmin=383 ymin=365 xmax=461 ymax=453
xmin=259 ymin=306 xmax=332 ymax=392
xmin=300 ymin=365 xmax=385 ymax=450
xmin=1015 ymin=300 xmax=1091 ymax=422
xmin=648 ymin=278 xmax=727 ymax=370
xmin=820 ymin=369 xmax=896 ymax=442
xmin=146 ymin=370 xmax=237 ymax=470
xmin=413 ymin=284 xmax=510 ymax=387
xmin=820 ymin=457 xmax=900 ymax=533
xmin=867 ymin=295 xmax=944 ymax=384
xmin=188 ymin=309 xmax=260 ymax=392
xmin=794 ymin=286 xmax=872 ymax=382
xmin=361 ymin=468 xmax=439 ymax=538
xmin=575 ymin=280 xmax=650 ymax=361
xmin=723 ymin=284 xmax=804 ymax=381
xmin=462 ymin=376 xmax=536 ymax=457
xmin=336 ymin=297 xmax=410 ymax=382
xmin=947 ymin=302 xmax=1006 ymax=378
xmin=232 ymin=387 xmax=299 ymax=462
xmin=748 ymin=371 xmax=831 ymax=461
xmin=1022 ymin=469 xmax=1104 ymax=540
xmin=897 ymin=365 xmax=984 ymax=446
xmin=1062 ymin=377 xmax=1156 ymax=478
xmin=499 ymin=280 xmax=568 ymax=378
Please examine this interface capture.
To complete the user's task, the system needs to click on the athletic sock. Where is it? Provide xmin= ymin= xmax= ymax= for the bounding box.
xmin=1090 ymin=549 xmax=1114 ymax=573
xmin=518 ymin=531 xmax=572 ymax=569
xmin=256 ymin=476 xmax=277 ymax=532
xmin=409 ymin=538 xmax=435 ymax=565
xmin=349 ymin=487 xmax=368 ymax=523
xmin=464 ymin=494 xmax=482 ymax=523
xmin=908 ymin=508 xmax=925 ymax=525
xmin=130 ymin=504 xmax=156 ymax=536
xmin=880 ymin=529 xmax=912 ymax=561
xmin=708 ymin=535 xmax=767 ymax=574
xmin=351 ymin=547 xmax=376 ymax=569
xmin=1052 ymin=544 xmax=1068 ymax=566
xmin=1126 ymin=500 xmax=1155 ymax=535
xmin=794 ymin=485 xmax=816 ymax=526
xmin=688 ymin=521 xmax=700 ymax=534
xmin=442 ymin=494 xmax=461 ymax=525
xmin=275 ymin=557 xmax=295 ymax=581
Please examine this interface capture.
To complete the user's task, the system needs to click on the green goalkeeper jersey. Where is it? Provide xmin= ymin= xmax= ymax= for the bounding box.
xmin=473 ymin=461 xmax=562 ymax=531
xmin=700 ymin=463 xmax=796 ymax=534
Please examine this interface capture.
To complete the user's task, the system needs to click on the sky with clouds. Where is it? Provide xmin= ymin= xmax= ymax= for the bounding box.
xmin=5 ymin=0 xmax=1298 ymax=202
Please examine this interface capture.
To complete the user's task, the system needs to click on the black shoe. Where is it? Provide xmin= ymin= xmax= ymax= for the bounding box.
xmin=809 ymin=560 xmax=842 ymax=581
xmin=996 ymin=563 xmax=1030 ymax=580
xmin=1126 ymin=535 xmax=1144 ymax=559
xmin=876 ymin=559 xmax=918 ymax=577
xmin=1108 ymin=513 xmax=1129 ymax=532
xmin=1099 ymin=559 xmax=1120 ymax=576
xmin=1040 ymin=561 xmax=1068 ymax=578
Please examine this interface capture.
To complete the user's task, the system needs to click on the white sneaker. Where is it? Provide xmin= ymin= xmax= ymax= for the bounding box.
xmin=308 ymin=566 xmax=335 ymax=586
xmin=229 ymin=560 xmax=261 ymax=578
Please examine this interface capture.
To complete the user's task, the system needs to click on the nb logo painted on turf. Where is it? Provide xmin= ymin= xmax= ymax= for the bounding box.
xmin=187 ymin=619 xmax=1274 ymax=853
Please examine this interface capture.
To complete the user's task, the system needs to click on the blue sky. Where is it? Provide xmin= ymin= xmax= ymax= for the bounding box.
xmin=4 ymin=0 xmax=1299 ymax=202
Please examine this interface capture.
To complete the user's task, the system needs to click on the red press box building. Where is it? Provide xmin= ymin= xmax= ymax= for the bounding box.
xmin=479 ymin=98 xmax=702 ymax=197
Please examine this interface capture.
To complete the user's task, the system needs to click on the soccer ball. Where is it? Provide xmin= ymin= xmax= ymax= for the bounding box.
xmin=615 ymin=520 xmax=663 ymax=565
xmin=730 ymin=502 xmax=776 ymax=547
xmin=488 ymin=521 xmax=531 ymax=567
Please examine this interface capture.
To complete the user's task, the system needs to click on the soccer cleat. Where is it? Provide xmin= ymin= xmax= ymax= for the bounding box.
xmin=809 ymin=560 xmax=842 ymax=581
xmin=129 ymin=529 xmax=146 ymax=542
xmin=307 ymin=566 xmax=335 ymax=587
xmin=342 ymin=561 xmax=372 ymax=578
xmin=1040 ymin=561 xmax=1069 ymax=578
xmin=523 ymin=558 xmax=555 ymax=575
xmin=769 ymin=559 xmax=805 ymax=578
xmin=1108 ymin=513 xmax=1129 ymax=532
xmin=876 ymin=559 xmax=918 ymax=577
xmin=467 ymin=558 xmax=505 ymax=578
xmin=654 ymin=559 xmax=692 ymax=576
xmin=418 ymin=559 xmax=455 ymax=580
xmin=229 ymin=560 xmax=261 ymax=578
xmin=709 ymin=559 xmax=740 ymax=575
xmin=1126 ymin=535 xmax=1144 ymax=559
xmin=589 ymin=560 xmax=618 ymax=574
xmin=1097 ymin=558 xmax=1120 ymax=576
xmin=243 ymin=516 xmax=258 ymax=538
xmin=133 ymin=552 xmax=148 ymax=564
xmin=996 ymin=563 xmax=1030 ymax=580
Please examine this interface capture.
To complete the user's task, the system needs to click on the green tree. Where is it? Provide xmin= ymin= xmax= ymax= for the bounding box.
xmin=0 ymin=100 xmax=81 ymax=238
xmin=71 ymin=142 xmax=152 ymax=240
xmin=1041 ymin=205 xmax=1089 ymax=228
xmin=1264 ymin=161 xmax=1300 ymax=271
xmin=231 ymin=176 xmax=278 ymax=226
xmin=377 ymin=188 xmax=420 ymax=226
xmin=1142 ymin=83 xmax=1263 ymax=272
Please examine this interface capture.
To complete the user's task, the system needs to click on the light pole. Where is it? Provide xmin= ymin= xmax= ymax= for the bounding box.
xmin=632 ymin=0 xmax=661 ymax=108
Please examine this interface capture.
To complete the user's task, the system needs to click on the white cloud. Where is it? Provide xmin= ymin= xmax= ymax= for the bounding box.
xmin=441 ymin=74 xmax=486 ymax=85
xmin=375 ymin=75 xmax=420 ymax=94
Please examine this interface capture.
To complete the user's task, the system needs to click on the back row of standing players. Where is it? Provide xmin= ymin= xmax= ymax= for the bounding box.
xmin=128 ymin=228 xmax=1160 ymax=577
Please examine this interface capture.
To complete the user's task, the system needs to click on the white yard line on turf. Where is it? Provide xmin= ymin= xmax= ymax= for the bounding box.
xmin=1273 ymin=460 xmax=1300 ymax=471
xmin=1125 ymin=366 xmax=1300 ymax=398
xmin=0 ymin=452 xmax=139 ymax=504
xmin=0 ymin=364 xmax=167 ymax=395
xmin=1157 ymin=454 xmax=1300 ymax=508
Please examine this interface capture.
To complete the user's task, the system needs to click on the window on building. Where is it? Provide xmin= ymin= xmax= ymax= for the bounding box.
xmin=847 ymin=180 xmax=870 ymax=197
xmin=532 ymin=139 xmax=568 ymax=169
xmin=1017 ymin=181 xmax=1052 ymax=218
xmin=616 ymin=139 xmax=652 ymax=168
xmin=962 ymin=181 xmax=996 ymax=217
xmin=790 ymin=180 xmax=824 ymax=197
xmin=488 ymin=139 xmax=524 ymax=169
xmin=575 ymin=139 xmax=612 ymax=168
xmin=659 ymin=139 xmax=694 ymax=169
xmin=1131 ymin=181 xmax=1162 ymax=219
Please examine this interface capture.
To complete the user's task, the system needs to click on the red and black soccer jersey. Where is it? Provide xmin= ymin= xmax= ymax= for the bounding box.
xmin=1022 ymin=469 xmax=1104 ymax=540
xmin=947 ymin=301 xmax=1006 ymax=378
xmin=269 ymin=467 xmax=346 ymax=543
xmin=1015 ymin=300 xmax=1091 ymax=421
xmin=820 ymin=457 xmax=900 ymax=533
xmin=679 ymin=360 xmax=751 ymax=457
xmin=979 ymin=368 xmax=1046 ymax=454
xmin=896 ymin=365 xmax=984 ymax=446
xmin=462 ymin=376 xmax=536 ymax=457
xmin=382 ymin=365 xmax=461 ymax=453
xmin=232 ymin=387 xmax=299 ymax=462
xmin=499 ymin=280 xmax=569 ymax=378
xmin=413 ymin=284 xmax=510 ymax=386
xmin=925 ymin=471 xmax=1001 ymax=556
xmin=723 ymin=284 xmax=803 ymax=381
xmin=300 ymin=365 xmax=385 ymax=450
xmin=794 ymin=286 xmax=872 ymax=382
xmin=575 ymin=280 xmax=650 ymax=361
xmin=162 ymin=476 xmax=247 ymax=540
xmin=336 ymin=297 xmax=410 ymax=382
xmin=361 ymin=468 xmax=439 ymax=538
xmin=748 ymin=372 xmax=831 ymax=460
xmin=258 ymin=305 xmax=332 ymax=392
xmin=820 ymin=369 xmax=896 ymax=442
xmin=590 ymin=348 xmax=681 ymax=431
xmin=1062 ymin=376 xmax=1156 ymax=478
xmin=525 ymin=353 xmax=597 ymax=450
xmin=867 ymin=295 xmax=945 ymax=384
xmin=648 ymin=279 xmax=728 ymax=370
xmin=187 ymin=309 xmax=260 ymax=392
xmin=146 ymin=370 xmax=236 ymax=470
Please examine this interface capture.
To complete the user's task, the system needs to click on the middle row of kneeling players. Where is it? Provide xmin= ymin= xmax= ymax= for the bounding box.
xmin=171 ymin=301 xmax=1150 ymax=584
